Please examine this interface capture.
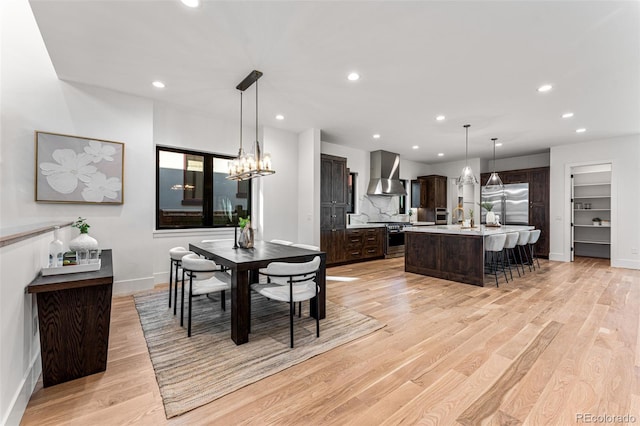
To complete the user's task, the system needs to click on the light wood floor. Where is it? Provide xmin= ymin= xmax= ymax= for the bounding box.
xmin=21 ymin=257 xmax=640 ymax=425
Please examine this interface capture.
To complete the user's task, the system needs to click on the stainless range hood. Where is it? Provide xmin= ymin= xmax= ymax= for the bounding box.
xmin=367 ymin=150 xmax=407 ymax=196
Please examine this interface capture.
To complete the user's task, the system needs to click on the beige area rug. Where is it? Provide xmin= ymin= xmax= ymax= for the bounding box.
xmin=134 ymin=289 xmax=385 ymax=418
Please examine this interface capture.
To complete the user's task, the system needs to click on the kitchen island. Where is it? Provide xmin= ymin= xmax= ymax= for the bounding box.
xmin=404 ymin=225 xmax=533 ymax=286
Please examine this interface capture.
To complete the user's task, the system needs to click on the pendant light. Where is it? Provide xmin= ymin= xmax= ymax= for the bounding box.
xmin=227 ymin=70 xmax=275 ymax=181
xmin=485 ymin=137 xmax=504 ymax=190
xmin=456 ymin=124 xmax=478 ymax=185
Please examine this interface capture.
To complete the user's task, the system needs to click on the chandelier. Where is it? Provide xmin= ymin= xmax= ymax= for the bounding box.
xmin=456 ymin=124 xmax=478 ymax=185
xmin=227 ymin=70 xmax=275 ymax=181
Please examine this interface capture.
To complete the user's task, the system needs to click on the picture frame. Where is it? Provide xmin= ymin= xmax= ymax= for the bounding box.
xmin=35 ymin=131 xmax=125 ymax=204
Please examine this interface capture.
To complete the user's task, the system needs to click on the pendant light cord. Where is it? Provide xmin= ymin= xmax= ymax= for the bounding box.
xmin=464 ymin=124 xmax=470 ymax=166
xmin=492 ymin=138 xmax=497 ymax=173
xmin=239 ymin=92 xmax=243 ymax=152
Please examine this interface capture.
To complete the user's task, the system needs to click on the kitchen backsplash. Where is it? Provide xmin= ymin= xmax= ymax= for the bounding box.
xmin=348 ymin=194 xmax=410 ymax=224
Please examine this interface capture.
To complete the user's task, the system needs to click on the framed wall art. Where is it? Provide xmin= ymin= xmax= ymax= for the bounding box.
xmin=35 ymin=131 xmax=125 ymax=204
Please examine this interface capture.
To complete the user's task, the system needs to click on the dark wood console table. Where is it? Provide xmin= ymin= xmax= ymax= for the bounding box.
xmin=27 ymin=249 xmax=114 ymax=387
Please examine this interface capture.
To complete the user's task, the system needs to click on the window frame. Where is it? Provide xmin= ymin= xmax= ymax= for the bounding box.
xmin=155 ymin=146 xmax=251 ymax=230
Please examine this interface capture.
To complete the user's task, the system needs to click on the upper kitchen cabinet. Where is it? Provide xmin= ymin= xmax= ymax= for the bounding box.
xmin=321 ymin=154 xmax=348 ymax=206
xmin=481 ymin=166 xmax=549 ymax=258
xmin=417 ymin=175 xmax=447 ymax=222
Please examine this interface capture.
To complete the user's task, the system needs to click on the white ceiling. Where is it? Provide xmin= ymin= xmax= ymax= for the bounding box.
xmin=29 ymin=0 xmax=640 ymax=163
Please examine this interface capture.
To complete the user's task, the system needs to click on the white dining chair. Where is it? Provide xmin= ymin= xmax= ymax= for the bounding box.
xmin=180 ymin=253 xmax=230 ymax=337
xmin=251 ymin=256 xmax=321 ymax=348
xmin=516 ymin=230 xmax=532 ymax=272
xmin=291 ymin=243 xmax=320 ymax=251
xmin=270 ymin=239 xmax=294 ymax=246
xmin=168 ymin=247 xmax=193 ymax=315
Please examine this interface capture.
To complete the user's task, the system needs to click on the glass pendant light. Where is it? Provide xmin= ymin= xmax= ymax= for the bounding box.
xmin=485 ymin=137 xmax=503 ymax=190
xmin=457 ymin=124 xmax=478 ymax=185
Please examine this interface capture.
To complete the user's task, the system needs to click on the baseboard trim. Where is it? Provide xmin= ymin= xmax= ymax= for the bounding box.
xmin=549 ymin=252 xmax=568 ymax=262
xmin=113 ymin=276 xmax=155 ymax=296
xmin=3 ymin=351 xmax=41 ymax=426
xmin=611 ymin=259 xmax=640 ymax=270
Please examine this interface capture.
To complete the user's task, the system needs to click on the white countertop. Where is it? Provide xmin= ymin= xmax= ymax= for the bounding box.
xmin=410 ymin=221 xmax=435 ymax=226
xmin=404 ymin=224 xmax=534 ymax=236
xmin=346 ymin=223 xmax=386 ymax=229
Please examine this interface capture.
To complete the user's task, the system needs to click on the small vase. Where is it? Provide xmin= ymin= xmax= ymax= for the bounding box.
xmin=69 ymin=232 xmax=98 ymax=252
xmin=238 ymin=227 xmax=254 ymax=248
xmin=470 ymin=218 xmax=475 ymax=228
xmin=486 ymin=211 xmax=496 ymax=224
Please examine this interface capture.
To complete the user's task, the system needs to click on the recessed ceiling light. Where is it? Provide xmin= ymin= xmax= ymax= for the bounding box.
xmin=436 ymin=115 xmax=446 ymax=121
xmin=437 ymin=153 xmax=444 ymax=157
xmin=152 ymin=81 xmax=165 ymax=88
xmin=537 ymin=84 xmax=552 ymax=93
xmin=412 ymin=145 xmax=419 ymax=150
xmin=372 ymin=134 xmax=381 ymax=139
xmin=562 ymin=112 xmax=574 ymax=118
xmin=347 ymin=72 xmax=360 ymax=81
xmin=275 ymin=114 xmax=284 ymax=120
xmin=495 ymin=143 xmax=503 ymax=147
xmin=180 ymin=0 xmax=200 ymax=7
xmin=576 ymin=128 xmax=586 ymax=133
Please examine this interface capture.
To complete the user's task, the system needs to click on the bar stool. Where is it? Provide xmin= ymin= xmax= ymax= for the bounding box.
xmin=503 ymin=231 xmax=522 ymax=280
xmin=516 ymin=230 xmax=532 ymax=273
xmin=527 ymin=230 xmax=541 ymax=270
xmin=169 ymin=247 xmax=193 ymax=315
xmin=484 ymin=233 xmax=508 ymax=287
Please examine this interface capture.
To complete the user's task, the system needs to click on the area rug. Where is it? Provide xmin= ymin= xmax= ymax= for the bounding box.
xmin=134 ymin=290 xmax=385 ymax=418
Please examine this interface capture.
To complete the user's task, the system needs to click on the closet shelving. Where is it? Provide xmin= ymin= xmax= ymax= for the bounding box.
xmin=571 ymin=167 xmax=611 ymax=259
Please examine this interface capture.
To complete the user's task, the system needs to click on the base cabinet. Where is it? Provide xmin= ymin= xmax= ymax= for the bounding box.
xmin=323 ymin=227 xmax=384 ymax=266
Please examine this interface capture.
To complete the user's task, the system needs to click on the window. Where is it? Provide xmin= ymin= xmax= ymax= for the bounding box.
xmin=156 ymin=147 xmax=251 ymax=229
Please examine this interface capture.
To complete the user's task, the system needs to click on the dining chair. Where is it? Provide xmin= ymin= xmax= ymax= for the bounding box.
xmin=270 ymin=239 xmax=294 ymax=245
xmin=180 ymin=253 xmax=230 ymax=337
xmin=251 ymin=256 xmax=321 ymax=348
xmin=527 ymin=229 xmax=542 ymax=270
xmin=291 ymin=243 xmax=320 ymax=251
xmin=168 ymin=247 xmax=193 ymax=315
xmin=484 ymin=233 xmax=508 ymax=287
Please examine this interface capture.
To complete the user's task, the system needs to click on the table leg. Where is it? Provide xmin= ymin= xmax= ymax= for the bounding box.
xmin=310 ymin=255 xmax=326 ymax=320
xmin=231 ymin=268 xmax=250 ymax=345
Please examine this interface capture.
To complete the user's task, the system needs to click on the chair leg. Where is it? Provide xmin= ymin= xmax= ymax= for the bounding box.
xmin=500 ymin=251 xmax=508 ymax=283
xmin=289 ymin=298 xmax=295 ymax=348
xmin=504 ymin=249 xmax=513 ymax=280
xmin=315 ymin=288 xmax=320 ymax=338
xmin=522 ymin=245 xmax=532 ymax=272
xmin=188 ymin=277 xmax=193 ymax=337
xmin=173 ymin=261 xmax=180 ymax=315
xmin=298 ymin=302 xmax=302 ymax=318
xmin=221 ymin=290 xmax=226 ymax=311
xmin=181 ymin=271 xmax=186 ymax=326
xmin=169 ymin=260 xmax=173 ymax=308
xmin=509 ymin=248 xmax=522 ymax=277
xmin=492 ymin=251 xmax=499 ymax=287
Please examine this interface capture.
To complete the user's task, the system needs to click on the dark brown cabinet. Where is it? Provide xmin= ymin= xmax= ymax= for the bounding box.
xmin=417 ymin=175 xmax=447 ymax=222
xmin=343 ymin=227 xmax=384 ymax=262
xmin=481 ymin=166 xmax=549 ymax=258
xmin=321 ymin=154 xmax=349 ymax=265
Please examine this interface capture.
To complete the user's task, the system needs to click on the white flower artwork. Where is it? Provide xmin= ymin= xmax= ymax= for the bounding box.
xmin=36 ymin=132 xmax=124 ymax=204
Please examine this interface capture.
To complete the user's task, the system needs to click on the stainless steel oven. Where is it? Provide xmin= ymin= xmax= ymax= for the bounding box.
xmin=385 ymin=223 xmax=407 ymax=258
xmin=435 ymin=208 xmax=448 ymax=225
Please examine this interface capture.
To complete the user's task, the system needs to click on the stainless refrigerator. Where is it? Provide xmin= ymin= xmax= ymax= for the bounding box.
xmin=481 ymin=183 xmax=529 ymax=225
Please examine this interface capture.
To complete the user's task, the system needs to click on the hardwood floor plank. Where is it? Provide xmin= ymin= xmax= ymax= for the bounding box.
xmin=19 ymin=257 xmax=640 ymax=425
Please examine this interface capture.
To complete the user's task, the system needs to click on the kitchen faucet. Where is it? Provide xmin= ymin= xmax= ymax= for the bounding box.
xmin=453 ymin=206 xmax=465 ymax=223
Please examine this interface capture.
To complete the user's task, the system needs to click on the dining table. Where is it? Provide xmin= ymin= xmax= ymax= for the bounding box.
xmin=189 ymin=240 xmax=327 ymax=345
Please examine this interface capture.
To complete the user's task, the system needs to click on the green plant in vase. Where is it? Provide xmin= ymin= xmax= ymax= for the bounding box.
xmin=468 ymin=209 xmax=475 ymax=227
xmin=238 ymin=216 xmax=254 ymax=248
xmin=479 ymin=202 xmax=497 ymax=224
xmin=72 ymin=217 xmax=91 ymax=233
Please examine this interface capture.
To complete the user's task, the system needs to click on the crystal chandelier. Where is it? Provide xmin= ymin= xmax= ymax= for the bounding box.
xmin=456 ymin=124 xmax=478 ymax=185
xmin=227 ymin=70 xmax=275 ymax=181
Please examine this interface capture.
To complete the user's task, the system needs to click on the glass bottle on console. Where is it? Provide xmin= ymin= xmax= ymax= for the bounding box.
xmin=48 ymin=226 xmax=64 ymax=267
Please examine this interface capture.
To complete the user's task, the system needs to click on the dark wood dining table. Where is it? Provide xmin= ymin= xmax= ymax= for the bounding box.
xmin=189 ymin=240 xmax=326 ymax=345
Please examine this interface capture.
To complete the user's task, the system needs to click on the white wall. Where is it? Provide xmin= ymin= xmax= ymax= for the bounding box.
xmin=430 ymin=158 xmax=482 ymax=222
xmin=549 ymin=135 xmax=640 ymax=269
xmin=488 ymin=152 xmax=550 ymax=173
xmin=298 ymin=129 xmax=321 ymax=246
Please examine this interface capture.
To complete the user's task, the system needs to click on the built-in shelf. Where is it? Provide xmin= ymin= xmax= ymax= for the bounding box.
xmin=571 ymin=165 xmax=611 ymax=260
